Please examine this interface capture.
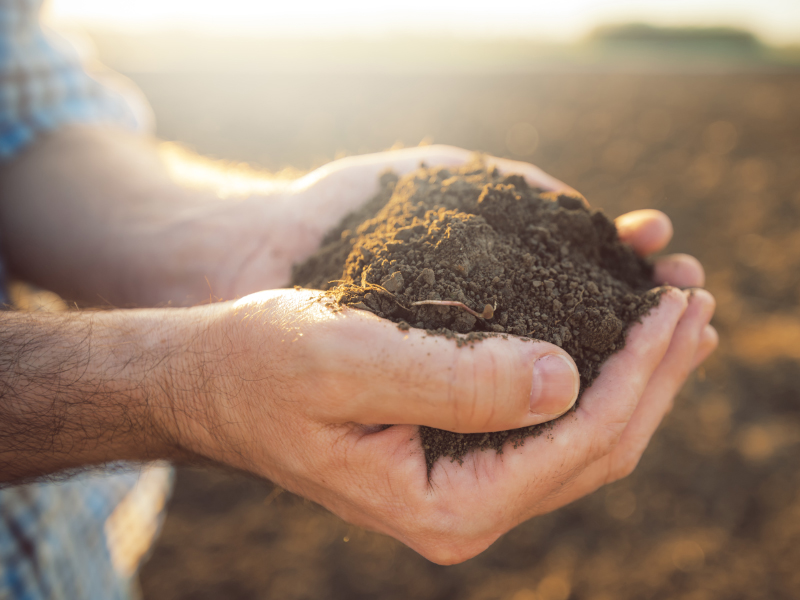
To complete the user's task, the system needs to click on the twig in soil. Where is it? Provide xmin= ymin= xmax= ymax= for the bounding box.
xmin=411 ymin=300 xmax=494 ymax=320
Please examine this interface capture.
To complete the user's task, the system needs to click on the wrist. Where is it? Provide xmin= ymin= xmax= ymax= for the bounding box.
xmin=127 ymin=305 xmax=232 ymax=466
xmin=154 ymin=297 xmax=298 ymax=479
xmin=146 ymin=302 xmax=260 ymax=471
xmin=82 ymin=309 xmax=190 ymax=465
xmin=64 ymin=307 xmax=219 ymax=468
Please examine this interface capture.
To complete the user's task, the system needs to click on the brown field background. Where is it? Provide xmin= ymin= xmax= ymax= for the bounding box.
xmin=114 ymin=55 xmax=800 ymax=599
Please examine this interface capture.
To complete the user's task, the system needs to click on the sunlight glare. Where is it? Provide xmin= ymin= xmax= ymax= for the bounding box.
xmin=45 ymin=0 xmax=800 ymax=44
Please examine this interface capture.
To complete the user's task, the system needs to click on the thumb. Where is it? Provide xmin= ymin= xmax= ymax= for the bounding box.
xmin=307 ymin=307 xmax=580 ymax=433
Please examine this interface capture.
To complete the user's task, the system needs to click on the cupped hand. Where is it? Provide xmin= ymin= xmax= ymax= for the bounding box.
xmin=195 ymin=146 xmax=717 ymax=563
xmin=173 ymin=284 xmax=712 ymax=564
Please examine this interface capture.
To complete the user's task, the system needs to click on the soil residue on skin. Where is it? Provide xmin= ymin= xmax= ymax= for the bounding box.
xmin=292 ymin=159 xmax=661 ymax=471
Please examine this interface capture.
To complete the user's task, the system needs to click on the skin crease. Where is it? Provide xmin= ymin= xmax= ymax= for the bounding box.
xmin=0 ymin=132 xmax=717 ymax=564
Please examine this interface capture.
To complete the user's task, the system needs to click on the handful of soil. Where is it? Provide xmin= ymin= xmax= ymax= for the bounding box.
xmin=292 ymin=159 xmax=661 ymax=471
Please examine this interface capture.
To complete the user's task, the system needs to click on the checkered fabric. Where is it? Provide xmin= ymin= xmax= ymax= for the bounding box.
xmin=0 ymin=0 xmax=150 ymax=159
xmin=1 ymin=465 xmax=173 ymax=600
xmin=0 ymin=1 xmax=172 ymax=598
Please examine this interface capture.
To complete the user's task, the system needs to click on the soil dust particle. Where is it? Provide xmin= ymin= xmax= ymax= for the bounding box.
xmin=292 ymin=157 xmax=662 ymax=472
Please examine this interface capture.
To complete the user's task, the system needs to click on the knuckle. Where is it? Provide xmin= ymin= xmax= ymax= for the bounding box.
xmin=606 ymin=448 xmax=641 ymax=483
xmin=598 ymin=420 xmax=627 ymax=453
xmin=449 ymin=346 xmax=514 ymax=432
xmin=613 ymin=459 xmax=638 ymax=482
xmin=579 ymin=417 xmax=628 ymax=469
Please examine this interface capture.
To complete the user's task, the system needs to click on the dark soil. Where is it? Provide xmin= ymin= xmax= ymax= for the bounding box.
xmin=292 ymin=160 xmax=660 ymax=469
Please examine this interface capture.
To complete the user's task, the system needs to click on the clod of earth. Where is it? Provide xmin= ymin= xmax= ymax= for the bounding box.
xmin=292 ymin=158 xmax=662 ymax=472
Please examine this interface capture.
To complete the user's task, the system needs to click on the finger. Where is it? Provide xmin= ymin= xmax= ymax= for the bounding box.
xmin=615 ymin=210 xmax=673 ymax=256
xmin=423 ymin=289 xmax=687 ymax=515
xmin=537 ymin=290 xmax=715 ymax=509
xmin=319 ymin=315 xmax=580 ymax=433
xmin=653 ymin=254 xmax=705 ymax=288
xmin=598 ymin=290 xmax=714 ymax=475
xmin=570 ymin=287 xmax=688 ymax=458
xmin=272 ymin=292 xmax=581 ymax=433
xmin=691 ymin=324 xmax=719 ymax=370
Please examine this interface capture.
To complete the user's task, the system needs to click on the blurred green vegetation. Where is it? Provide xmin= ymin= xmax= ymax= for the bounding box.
xmin=587 ymin=23 xmax=799 ymax=67
xmin=589 ymin=23 xmax=762 ymax=46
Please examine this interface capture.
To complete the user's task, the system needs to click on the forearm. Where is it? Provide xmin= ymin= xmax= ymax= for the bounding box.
xmin=0 ymin=308 xmax=187 ymax=483
xmin=0 ymin=125 xmax=290 ymax=307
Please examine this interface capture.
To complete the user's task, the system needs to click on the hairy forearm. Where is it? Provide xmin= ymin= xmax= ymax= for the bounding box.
xmin=0 ymin=309 xmax=186 ymax=483
xmin=0 ymin=125 xmax=291 ymax=307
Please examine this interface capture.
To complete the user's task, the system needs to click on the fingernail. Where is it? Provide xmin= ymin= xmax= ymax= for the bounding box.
xmin=530 ymin=354 xmax=580 ymax=416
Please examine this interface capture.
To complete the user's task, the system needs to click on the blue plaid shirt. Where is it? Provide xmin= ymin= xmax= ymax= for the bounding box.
xmin=1 ymin=1 xmax=172 ymax=598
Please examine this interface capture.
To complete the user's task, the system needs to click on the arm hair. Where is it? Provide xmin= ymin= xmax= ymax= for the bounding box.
xmin=0 ymin=309 xmax=187 ymax=484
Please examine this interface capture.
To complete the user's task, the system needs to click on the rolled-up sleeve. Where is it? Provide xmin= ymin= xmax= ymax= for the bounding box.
xmin=0 ymin=0 xmax=152 ymax=160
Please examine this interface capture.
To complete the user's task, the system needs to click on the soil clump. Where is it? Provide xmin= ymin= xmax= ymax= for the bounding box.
xmin=292 ymin=159 xmax=661 ymax=470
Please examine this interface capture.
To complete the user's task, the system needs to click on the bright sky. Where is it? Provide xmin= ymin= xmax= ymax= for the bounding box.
xmin=45 ymin=0 xmax=800 ymax=45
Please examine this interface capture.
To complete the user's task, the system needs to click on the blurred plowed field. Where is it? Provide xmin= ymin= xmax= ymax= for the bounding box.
xmin=136 ymin=70 xmax=800 ymax=600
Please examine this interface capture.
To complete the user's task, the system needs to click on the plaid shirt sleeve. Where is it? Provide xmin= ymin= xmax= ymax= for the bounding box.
xmin=0 ymin=2 xmax=172 ymax=599
xmin=0 ymin=0 xmax=152 ymax=160
xmin=1 ymin=465 xmax=174 ymax=600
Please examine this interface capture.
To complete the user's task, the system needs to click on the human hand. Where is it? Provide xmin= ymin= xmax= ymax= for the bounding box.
xmin=190 ymin=146 xmax=717 ymax=563
xmin=170 ymin=231 xmax=715 ymax=564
